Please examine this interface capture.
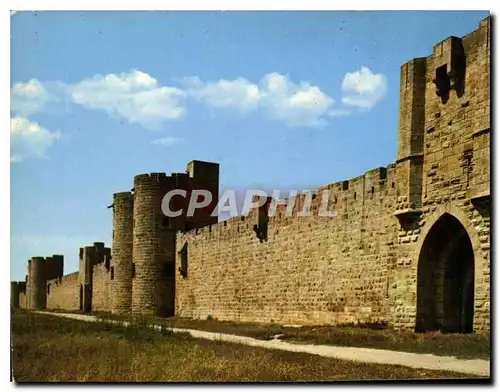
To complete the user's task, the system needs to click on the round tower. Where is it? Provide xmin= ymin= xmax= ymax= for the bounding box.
xmin=28 ymin=257 xmax=46 ymax=310
xmin=131 ymin=173 xmax=176 ymax=317
xmin=111 ymin=191 xmax=134 ymax=314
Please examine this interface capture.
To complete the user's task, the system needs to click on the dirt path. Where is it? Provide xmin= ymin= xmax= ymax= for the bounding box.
xmin=36 ymin=311 xmax=490 ymax=377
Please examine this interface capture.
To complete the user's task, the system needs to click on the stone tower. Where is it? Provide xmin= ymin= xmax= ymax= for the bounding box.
xmin=27 ymin=257 xmax=44 ymax=309
xmin=26 ymin=255 xmax=63 ymax=310
xmin=131 ymin=160 xmax=219 ymax=317
xmin=10 ymin=281 xmax=26 ymax=308
xmin=131 ymin=173 xmax=176 ymax=317
xmin=392 ymin=17 xmax=491 ymax=332
xmin=110 ymin=192 xmax=134 ymax=314
xmin=78 ymin=242 xmax=111 ymax=312
xmin=186 ymin=160 xmax=220 ymax=229
xmin=395 ymin=57 xmax=427 ymax=216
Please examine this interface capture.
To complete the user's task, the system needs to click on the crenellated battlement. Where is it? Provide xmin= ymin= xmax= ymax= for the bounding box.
xmin=133 ymin=172 xmax=192 ymax=188
xmin=176 ymin=162 xmax=399 ymax=248
xmin=134 ymin=172 xmax=167 ymax=184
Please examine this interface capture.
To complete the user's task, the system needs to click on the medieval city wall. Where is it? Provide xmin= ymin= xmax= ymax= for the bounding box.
xmin=43 ymin=259 xmax=112 ymax=312
xmin=175 ymin=18 xmax=490 ymax=332
xmin=46 ymin=272 xmax=80 ymax=311
xmin=175 ymin=165 xmax=399 ymax=325
xmin=91 ymin=262 xmax=112 ymax=312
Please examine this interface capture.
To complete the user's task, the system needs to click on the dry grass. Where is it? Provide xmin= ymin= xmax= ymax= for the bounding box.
xmin=84 ymin=310 xmax=490 ymax=360
xmin=11 ymin=310 xmax=478 ymax=383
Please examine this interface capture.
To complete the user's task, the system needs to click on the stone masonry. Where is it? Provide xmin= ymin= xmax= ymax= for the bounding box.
xmin=110 ymin=192 xmax=134 ymax=314
xmin=11 ymin=18 xmax=490 ymax=333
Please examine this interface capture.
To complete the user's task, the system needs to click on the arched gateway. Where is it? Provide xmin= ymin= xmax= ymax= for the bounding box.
xmin=416 ymin=213 xmax=475 ymax=333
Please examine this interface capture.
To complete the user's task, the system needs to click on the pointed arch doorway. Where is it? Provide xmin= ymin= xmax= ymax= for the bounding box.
xmin=416 ymin=213 xmax=474 ymax=333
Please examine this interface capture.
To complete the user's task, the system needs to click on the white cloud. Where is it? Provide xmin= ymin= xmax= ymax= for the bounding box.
xmin=69 ymin=70 xmax=187 ymax=129
xmin=329 ymin=108 xmax=352 ymax=117
xmin=11 ymin=70 xmax=343 ymax=130
xmin=151 ymin=136 xmax=185 ymax=146
xmin=182 ymin=76 xmax=260 ymax=112
xmin=10 ymin=116 xmax=61 ymax=162
xmin=11 ymin=79 xmax=56 ymax=116
xmin=341 ymin=67 xmax=387 ymax=109
xmin=260 ymin=73 xmax=334 ymax=127
xmin=183 ymin=72 xmax=334 ymax=127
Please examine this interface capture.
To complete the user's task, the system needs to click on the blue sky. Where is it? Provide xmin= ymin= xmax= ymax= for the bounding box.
xmin=10 ymin=11 xmax=489 ymax=280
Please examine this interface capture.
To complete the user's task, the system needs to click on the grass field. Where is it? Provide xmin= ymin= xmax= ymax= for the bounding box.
xmin=11 ymin=310 xmax=480 ymax=382
xmin=79 ymin=310 xmax=491 ymax=360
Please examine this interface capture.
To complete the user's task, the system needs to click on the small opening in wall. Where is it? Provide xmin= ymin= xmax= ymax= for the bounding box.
xmin=434 ymin=64 xmax=451 ymax=103
xmin=179 ymin=243 xmax=188 ymax=279
xmin=132 ymin=263 xmax=136 ymax=278
xmin=354 ymin=192 xmax=357 ymax=200
xmin=342 ymin=181 xmax=349 ymax=191
xmin=380 ymin=168 xmax=387 ymax=180
xmin=391 ymin=182 xmax=395 ymax=188
xmin=371 ymin=186 xmax=375 ymax=194
xmin=110 ymin=267 xmax=114 ymax=280
xmin=47 ymin=284 xmax=50 ymax=295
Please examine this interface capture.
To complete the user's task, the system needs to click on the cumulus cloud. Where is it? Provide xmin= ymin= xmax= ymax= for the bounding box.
xmin=259 ymin=73 xmax=334 ymax=127
xmin=10 ymin=116 xmax=61 ymax=162
xmin=341 ymin=67 xmax=387 ymax=109
xmin=12 ymin=68 xmax=384 ymax=132
xmin=69 ymin=70 xmax=187 ymax=129
xmin=182 ymin=76 xmax=260 ymax=112
xmin=183 ymin=72 xmax=334 ymax=127
xmin=150 ymin=136 xmax=185 ymax=146
xmin=11 ymin=79 xmax=56 ymax=116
